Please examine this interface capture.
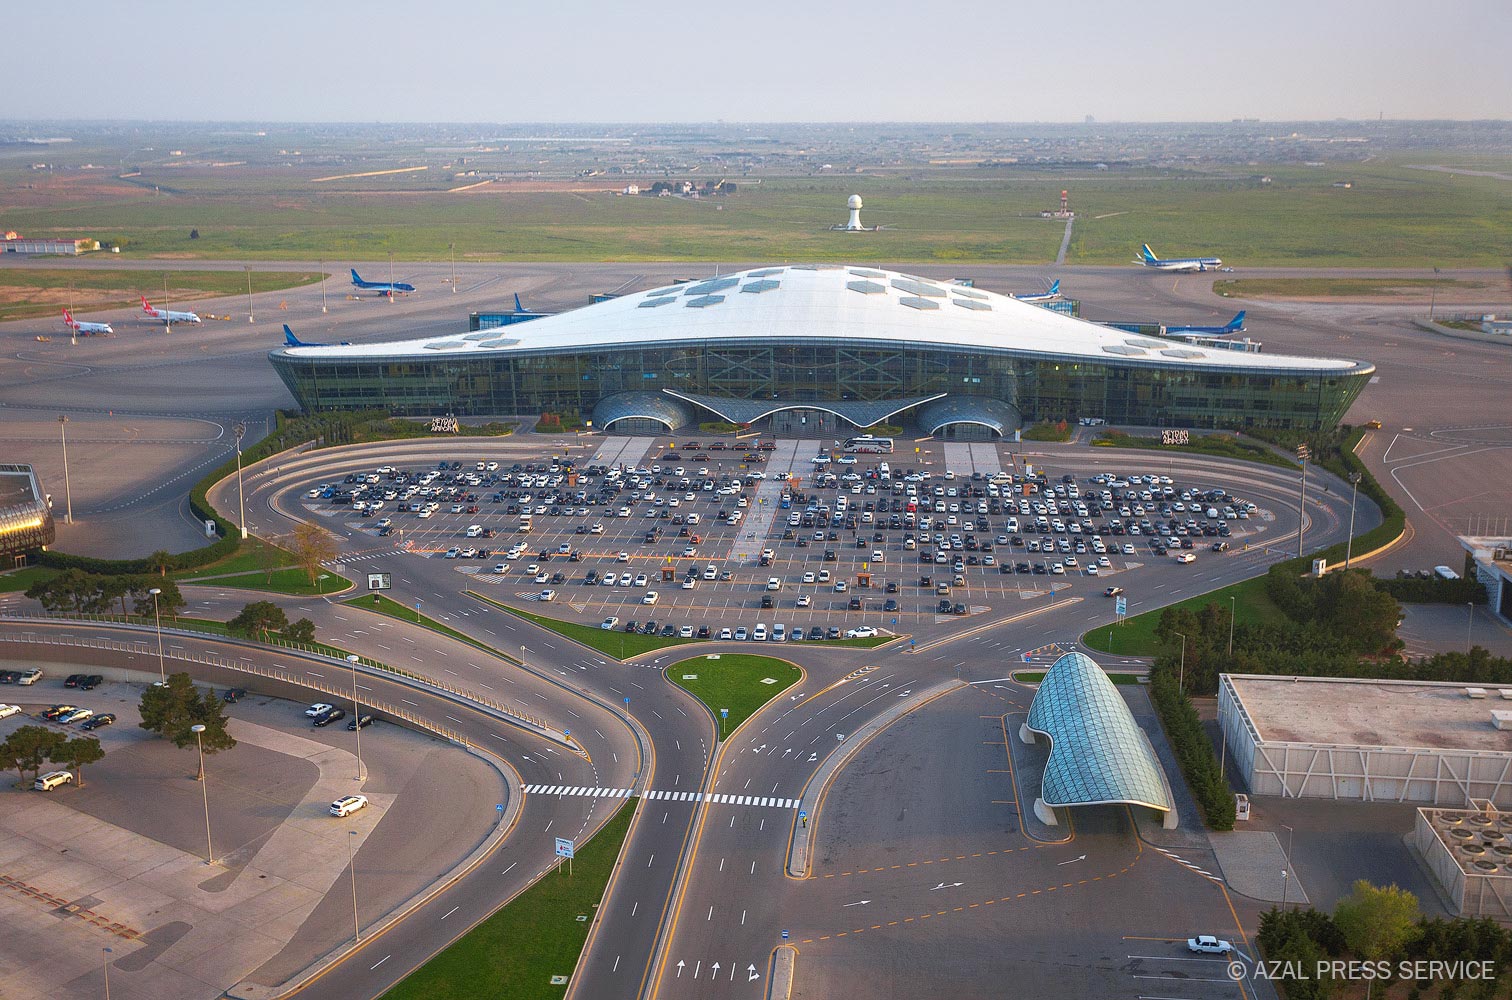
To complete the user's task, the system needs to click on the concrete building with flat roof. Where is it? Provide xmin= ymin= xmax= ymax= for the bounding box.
xmin=1460 ymin=535 xmax=1512 ymax=624
xmin=1413 ymin=803 xmax=1512 ymax=920
xmin=1220 ymin=673 xmax=1512 ymax=809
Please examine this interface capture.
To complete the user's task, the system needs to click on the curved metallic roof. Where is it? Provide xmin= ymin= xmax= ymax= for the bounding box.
xmin=917 ymin=396 xmax=1022 ymax=437
xmin=1025 ymin=652 xmax=1174 ymax=813
xmin=662 ymin=390 xmax=944 ymax=428
xmin=273 ymin=264 xmax=1372 ymax=378
xmin=590 ymin=392 xmax=695 ymax=432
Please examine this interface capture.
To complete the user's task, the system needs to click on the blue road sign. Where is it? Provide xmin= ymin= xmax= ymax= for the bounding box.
xmin=624 ymin=696 xmax=631 ymax=706
xmin=781 ymin=929 xmax=790 ymax=941
xmin=564 ymin=729 xmax=570 ymax=737
xmin=720 ymin=708 xmax=729 ymax=718
xmin=496 ymin=803 xmax=505 ymax=813
xmin=1115 ymin=596 xmax=1128 ymax=616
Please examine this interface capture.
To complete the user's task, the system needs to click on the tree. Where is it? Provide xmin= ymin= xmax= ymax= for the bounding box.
xmin=139 ymin=672 xmax=199 ymax=739
xmin=99 ymin=574 xmax=131 ymax=617
xmin=285 ymin=617 xmax=316 ymax=643
xmin=227 ymin=600 xmax=288 ymax=640
xmin=146 ymin=550 xmax=174 ymax=577
xmin=255 ymin=538 xmax=284 ymax=585
xmin=27 ymin=568 xmax=101 ymax=613
xmin=131 ymin=576 xmax=185 ymax=619
xmin=178 ymin=687 xmax=236 ymax=779
xmin=1334 ymin=880 xmax=1420 ymax=961
xmin=289 ymin=522 xmax=337 ymax=589
xmin=1 ymin=725 xmax=67 ymax=783
xmin=57 ymin=736 xmax=105 ymax=787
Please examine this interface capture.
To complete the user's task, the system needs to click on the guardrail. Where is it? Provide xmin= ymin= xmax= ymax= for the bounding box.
xmin=0 ymin=613 xmax=576 ymax=752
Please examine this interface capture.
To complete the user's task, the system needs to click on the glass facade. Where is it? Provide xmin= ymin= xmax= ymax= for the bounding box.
xmin=270 ymin=338 xmax=1371 ymax=432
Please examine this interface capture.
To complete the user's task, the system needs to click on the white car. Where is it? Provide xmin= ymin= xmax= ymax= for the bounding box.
xmin=600 ymin=617 xmax=620 ymax=630
xmin=845 ymin=626 xmax=879 ymax=639
xmin=642 ymin=591 xmax=659 ymax=605
xmin=305 ymin=703 xmax=334 ymax=717
xmin=0 ymin=703 xmax=20 ymax=719
xmin=796 ymin=595 xmax=812 ymax=608
xmin=330 ymin=794 xmax=369 ymax=818
xmin=1187 ymin=935 xmax=1234 ymax=956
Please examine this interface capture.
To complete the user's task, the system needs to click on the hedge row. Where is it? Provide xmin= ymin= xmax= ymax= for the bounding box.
xmin=1376 ymin=574 xmax=1486 ymax=605
xmin=1148 ymin=664 xmax=1236 ymax=831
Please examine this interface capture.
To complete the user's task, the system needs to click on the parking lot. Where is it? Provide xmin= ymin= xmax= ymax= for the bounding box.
xmin=295 ymin=434 xmax=1274 ymax=643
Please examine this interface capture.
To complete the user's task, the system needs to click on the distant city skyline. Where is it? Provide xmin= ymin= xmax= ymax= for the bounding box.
xmin=7 ymin=0 xmax=1511 ymax=123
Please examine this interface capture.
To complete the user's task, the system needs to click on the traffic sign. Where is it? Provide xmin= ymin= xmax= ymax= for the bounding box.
xmin=781 ymin=929 xmax=790 ymax=941
xmin=564 ymin=729 xmax=570 ymax=737
xmin=555 ymin=837 xmax=575 ymax=859
xmin=1115 ymin=596 xmax=1127 ymax=616
xmin=720 ymin=708 xmax=729 ymax=719
xmin=496 ymin=803 xmax=505 ymax=813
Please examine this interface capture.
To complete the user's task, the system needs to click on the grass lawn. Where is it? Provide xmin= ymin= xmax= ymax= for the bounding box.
xmin=384 ymin=797 xmax=636 ymax=1000
xmin=478 ymin=597 xmax=699 ymax=660
xmin=1022 ymin=421 xmax=1073 ymax=442
xmin=0 ymin=268 xmax=324 ymax=322
xmin=1091 ymin=431 xmax=1297 ymax=472
xmin=175 ymin=538 xmax=298 ymax=580
xmin=342 ymin=593 xmax=505 ymax=658
xmin=1014 ymin=671 xmax=1141 ymax=685
xmin=667 ymin=654 xmax=802 ymax=733
xmin=1080 ymin=574 xmax=1285 ymax=657
xmin=180 ymin=566 xmax=349 ymax=596
xmin=470 ymin=592 xmax=895 ymax=659
xmin=0 ymin=566 xmax=60 ymax=593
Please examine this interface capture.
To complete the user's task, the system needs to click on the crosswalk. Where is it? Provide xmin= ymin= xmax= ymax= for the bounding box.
xmin=520 ymin=784 xmax=800 ymax=809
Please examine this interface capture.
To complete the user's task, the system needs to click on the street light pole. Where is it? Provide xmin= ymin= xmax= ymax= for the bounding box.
xmin=234 ymin=422 xmax=248 ymax=540
xmin=346 ymin=654 xmax=365 ymax=781
xmin=57 ymin=415 xmax=74 ymax=525
xmin=1281 ymin=823 xmax=1295 ymax=909
xmin=1344 ymin=472 xmax=1362 ymax=569
xmin=103 ymin=947 xmax=113 ymax=1000
xmin=191 ymin=724 xmax=214 ymax=864
xmin=319 ymin=258 xmax=328 ymax=313
xmin=449 ymin=242 xmax=456 ymax=292
xmin=148 ymin=588 xmax=166 ymax=683
xmin=1296 ymin=443 xmax=1310 ymax=562
xmin=245 ymin=265 xmax=255 ymax=323
xmin=348 ymin=830 xmax=361 ymax=942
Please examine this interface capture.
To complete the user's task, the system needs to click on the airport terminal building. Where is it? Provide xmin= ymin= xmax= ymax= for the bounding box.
xmin=270 ymin=265 xmax=1373 ymax=437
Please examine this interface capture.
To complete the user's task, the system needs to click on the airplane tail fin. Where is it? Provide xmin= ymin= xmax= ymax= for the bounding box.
xmin=1226 ymin=311 xmax=1246 ymax=331
xmin=63 ymin=308 xmax=74 ymax=324
xmin=350 ymin=269 xmax=363 ymax=285
xmin=1047 ymin=279 xmax=1060 ymax=296
xmin=514 ymin=292 xmax=525 ymax=312
xmin=141 ymin=295 xmax=153 ymax=311
xmin=283 ymin=324 xmax=304 ymax=347
xmin=1140 ymin=244 xmax=1158 ymax=262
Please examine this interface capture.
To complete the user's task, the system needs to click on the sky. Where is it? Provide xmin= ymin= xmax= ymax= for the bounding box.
xmin=6 ymin=0 xmax=1511 ymax=122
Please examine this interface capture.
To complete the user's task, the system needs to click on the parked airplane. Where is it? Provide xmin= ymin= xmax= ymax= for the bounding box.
xmin=62 ymin=309 xmax=113 ymax=336
xmin=1165 ymin=311 xmax=1247 ymax=336
xmin=140 ymin=296 xmax=202 ymax=324
xmin=350 ymin=269 xmax=415 ymax=296
xmin=1137 ymin=244 xmax=1225 ymax=272
xmin=282 ymin=325 xmax=349 ymax=347
xmin=1011 ymin=279 xmax=1061 ymax=303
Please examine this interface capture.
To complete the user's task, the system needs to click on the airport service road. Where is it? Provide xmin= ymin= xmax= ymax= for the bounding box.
xmin=0 ymin=621 xmax=616 ymax=1000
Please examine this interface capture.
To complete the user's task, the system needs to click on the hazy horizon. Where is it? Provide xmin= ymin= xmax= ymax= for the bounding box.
xmin=9 ymin=0 xmax=1511 ymax=123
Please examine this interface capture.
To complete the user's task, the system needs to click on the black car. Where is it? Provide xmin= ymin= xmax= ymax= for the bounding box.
xmin=953 ymin=603 xmax=968 ymax=615
xmin=43 ymin=704 xmax=76 ymax=720
xmin=660 ymin=624 xmax=677 ymax=637
xmin=222 ymin=688 xmax=247 ymax=703
xmin=826 ymin=626 xmax=842 ymax=640
xmin=848 ymin=597 xmax=862 ymax=610
xmin=81 ymin=713 xmax=116 ymax=731
xmin=313 ymin=707 xmax=347 ymax=727
xmin=761 ymin=595 xmax=774 ymax=609
xmin=64 ymin=673 xmax=85 ymax=688
xmin=697 ymin=625 xmax=711 ymax=639
xmin=79 ymin=675 xmax=103 ymax=690
xmin=883 ymin=599 xmax=899 ymax=612
xmin=347 ymin=714 xmax=375 ymax=730
xmin=623 ymin=619 xmax=639 ymax=633
xmin=938 ymin=599 xmax=953 ymax=614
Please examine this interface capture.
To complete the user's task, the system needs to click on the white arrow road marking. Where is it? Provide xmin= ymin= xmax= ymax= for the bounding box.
xmin=748 ymin=964 xmax=761 ymax=982
xmin=929 ymin=882 xmax=964 ymax=890
xmin=842 ymin=899 xmax=871 ymax=907
xmin=1056 ymin=854 xmax=1087 ymax=866
xmin=676 ymin=961 xmax=685 ymax=978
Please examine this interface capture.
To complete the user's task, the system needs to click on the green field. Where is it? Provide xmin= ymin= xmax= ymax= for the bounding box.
xmin=0 ymin=566 xmax=59 ymax=593
xmin=384 ymin=798 xmax=636 ymax=1000
xmin=1080 ymin=574 xmax=1285 ymax=656
xmin=0 ymin=268 xmax=324 ymax=321
xmin=667 ymin=654 xmax=802 ymax=733
xmin=182 ymin=566 xmax=348 ymax=596
xmin=4 ymin=159 xmax=1508 ymax=266
xmin=476 ymin=597 xmax=699 ymax=659
xmin=1091 ymin=430 xmax=1297 ymax=471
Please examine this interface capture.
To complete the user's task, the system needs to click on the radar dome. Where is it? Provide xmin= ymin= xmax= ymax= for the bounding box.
xmin=847 ymin=195 xmax=863 ymax=209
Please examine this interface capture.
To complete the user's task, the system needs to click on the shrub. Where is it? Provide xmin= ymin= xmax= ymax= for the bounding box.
xmin=1148 ymin=662 xmax=1235 ymax=830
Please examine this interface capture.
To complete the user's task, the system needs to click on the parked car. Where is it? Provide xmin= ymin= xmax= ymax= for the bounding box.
xmin=330 ymin=794 xmax=368 ymax=817
xmin=313 ymin=707 xmax=347 ymax=727
xmin=845 ymin=626 xmax=879 ymax=639
xmin=1187 ymin=935 xmax=1234 ymax=956
xmin=80 ymin=713 xmax=116 ymax=731
xmin=34 ymin=770 xmax=74 ymax=791
xmin=79 ymin=675 xmax=103 ymax=690
xmin=0 ymin=703 xmax=21 ymax=719
xmin=347 ymin=714 xmax=375 ymax=730
xmin=305 ymin=703 xmax=334 ymax=717
xmin=223 ymin=688 xmax=247 ymax=703
xmin=57 ymin=708 xmax=94 ymax=725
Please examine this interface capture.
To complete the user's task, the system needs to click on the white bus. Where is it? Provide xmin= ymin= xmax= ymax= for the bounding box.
xmin=844 ymin=436 xmax=894 ymax=454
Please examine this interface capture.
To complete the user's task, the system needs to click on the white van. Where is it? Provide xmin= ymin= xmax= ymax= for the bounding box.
xmin=34 ymin=770 xmax=73 ymax=791
xmin=772 ymin=624 xmax=787 ymax=642
xmin=465 ymin=524 xmax=483 ymax=538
